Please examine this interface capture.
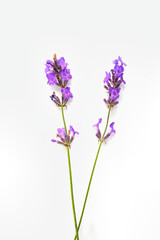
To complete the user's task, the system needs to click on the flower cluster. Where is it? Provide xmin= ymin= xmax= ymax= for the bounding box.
xmin=51 ymin=126 xmax=79 ymax=147
xmin=93 ymin=118 xmax=116 ymax=141
xmin=45 ymin=54 xmax=73 ymax=107
xmin=103 ymin=56 xmax=127 ymax=107
xmin=45 ymin=54 xmax=78 ymax=147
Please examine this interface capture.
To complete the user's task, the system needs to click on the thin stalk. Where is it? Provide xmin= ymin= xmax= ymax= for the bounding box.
xmin=61 ymin=106 xmax=80 ymax=240
xmin=74 ymin=106 xmax=111 ymax=240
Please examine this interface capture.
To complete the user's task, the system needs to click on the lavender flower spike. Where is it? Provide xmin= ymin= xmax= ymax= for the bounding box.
xmin=103 ymin=122 xmax=116 ymax=140
xmin=104 ymin=56 xmax=127 ymax=108
xmin=93 ymin=118 xmax=102 ymax=140
xmin=45 ymin=54 xmax=72 ymax=88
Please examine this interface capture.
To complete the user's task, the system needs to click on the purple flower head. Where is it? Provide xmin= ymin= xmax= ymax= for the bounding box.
xmin=93 ymin=118 xmax=102 ymax=139
xmin=51 ymin=125 xmax=79 ymax=147
xmin=103 ymin=122 xmax=116 ymax=140
xmin=45 ymin=55 xmax=72 ymax=88
xmin=59 ymin=68 xmax=72 ymax=81
xmin=109 ymin=87 xmax=120 ymax=100
xmin=57 ymin=57 xmax=68 ymax=70
xmin=61 ymin=87 xmax=73 ymax=99
xmin=103 ymin=56 xmax=126 ymax=108
xmin=104 ymin=71 xmax=111 ymax=84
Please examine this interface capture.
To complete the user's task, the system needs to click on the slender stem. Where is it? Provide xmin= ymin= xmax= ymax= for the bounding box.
xmin=61 ymin=106 xmax=80 ymax=240
xmin=74 ymin=106 xmax=111 ymax=240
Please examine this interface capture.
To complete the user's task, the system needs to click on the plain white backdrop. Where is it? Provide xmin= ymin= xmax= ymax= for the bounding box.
xmin=0 ymin=0 xmax=160 ymax=239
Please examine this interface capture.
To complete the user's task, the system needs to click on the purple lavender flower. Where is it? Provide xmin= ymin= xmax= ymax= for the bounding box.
xmin=47 ymin=72 xmax=57 ymax=85
xmin=45 ymin=60 xmax=58 ymax=85
xmin=69 ymin=125 xmax=79 ymax=136
xmin=93 ymin=118 xmax=102 ymax=139
xmin=61 ymin=87 xmax=73 ymax=106
xmin=104 ymin=56 xmax=126 ymax=108
xmin=45 ymin=54 xmax=72 ymax=88
xmin=57 ymin=128 xmax=66 ymax=139
xmin=59 ymin=68 xmax=72 ymax=81
xmin=51 ymin=126 xmax=79 ymax=147
xmin=104 ymin=72 xmax=111 ymax=84
xmin=61 ymin=87 xmax=73 ymax=99
xmin=103 ymin=122 xmax=116 ymax=140
xmin=118 ymin=56 xmax=127 ymax=67
xmin=113 ymin=56 xmax=126 ymax=80
xmin=57 ymin=57 xmax=68 ymax=70
xmin=109 ymin=87 xmax=120 ymax=100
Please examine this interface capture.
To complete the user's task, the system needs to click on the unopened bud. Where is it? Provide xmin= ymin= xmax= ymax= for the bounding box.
xmin=53 ymin=53 xmax=57 ymax=60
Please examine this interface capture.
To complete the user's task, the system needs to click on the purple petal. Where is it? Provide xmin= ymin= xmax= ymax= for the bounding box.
xmin=57 ymin=128 xmax=66 ymax=138
xmin=46 ymin=72 xmax=57 ymax=85
xmin=104 ymin=72 xmax=111 ymax=84
xmin=57 ymin=57 xmax=68 ymax=70
xmin=93 ymin=118 xmax=102 ymax=128
xmin=69 ymin=125 xmax=79 ymax=135
xmin=61 ymin=87 xmax=73 ymax=99
xmin=109 ymin=122 xmax=116 ymax=134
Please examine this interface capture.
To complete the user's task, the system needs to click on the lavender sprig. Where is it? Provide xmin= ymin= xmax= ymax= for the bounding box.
xmin=74 ymin=56 xmax=126 ymax=240
xmin=103 ymin=56 xmax=127 ymax=107
xmin=45 ymin=54 xmax=80 ymax=240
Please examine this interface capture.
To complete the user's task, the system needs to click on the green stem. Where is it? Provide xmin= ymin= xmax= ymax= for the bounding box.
xmin=61 ymin=106 xmax=80 ymax=240
xmin=74 ymin=106 xmax=111 ymax=240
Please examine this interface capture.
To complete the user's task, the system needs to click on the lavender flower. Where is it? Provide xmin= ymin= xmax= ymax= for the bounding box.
xmin=61 ymin=87 xmax=73 ymax=106
xmin=59 ymin=68 xmax=72 ymax=81
xmin=104 ymin=72 xmax=111 ymax=84
xmin=103 ymin=122 xmax=116 ymax=140
xmin=45 ymin=54 xmax=72 ymax=88
xmin=93 ymin=118 xmax=102 ymax=139
xmin=104 ymin=56 xmax=126 ymax=108
xmin=109 ymin=87 xmax=120 ymax=100
xmin=61 ymin=87 xmax=73 ymax=99
xmin=45 ymin=60 xmax=57 ymax=85
xmin=57 ymin=57 xmax=68 ymax=70
xmin=51 ymin=126 xmax=79 ymax=147
xmin=93 ymin=119 xmax=116 ymax=141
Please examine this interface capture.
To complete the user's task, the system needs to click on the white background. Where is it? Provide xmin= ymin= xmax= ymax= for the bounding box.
xmin=0 ymin=0 xmax=160 ymax=239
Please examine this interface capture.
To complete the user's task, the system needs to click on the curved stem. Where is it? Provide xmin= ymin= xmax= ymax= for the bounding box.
xmin=74 ymin=106 xmax=111 ymax=240
xmin=61 ymin=106 xmax=80 ymax=240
